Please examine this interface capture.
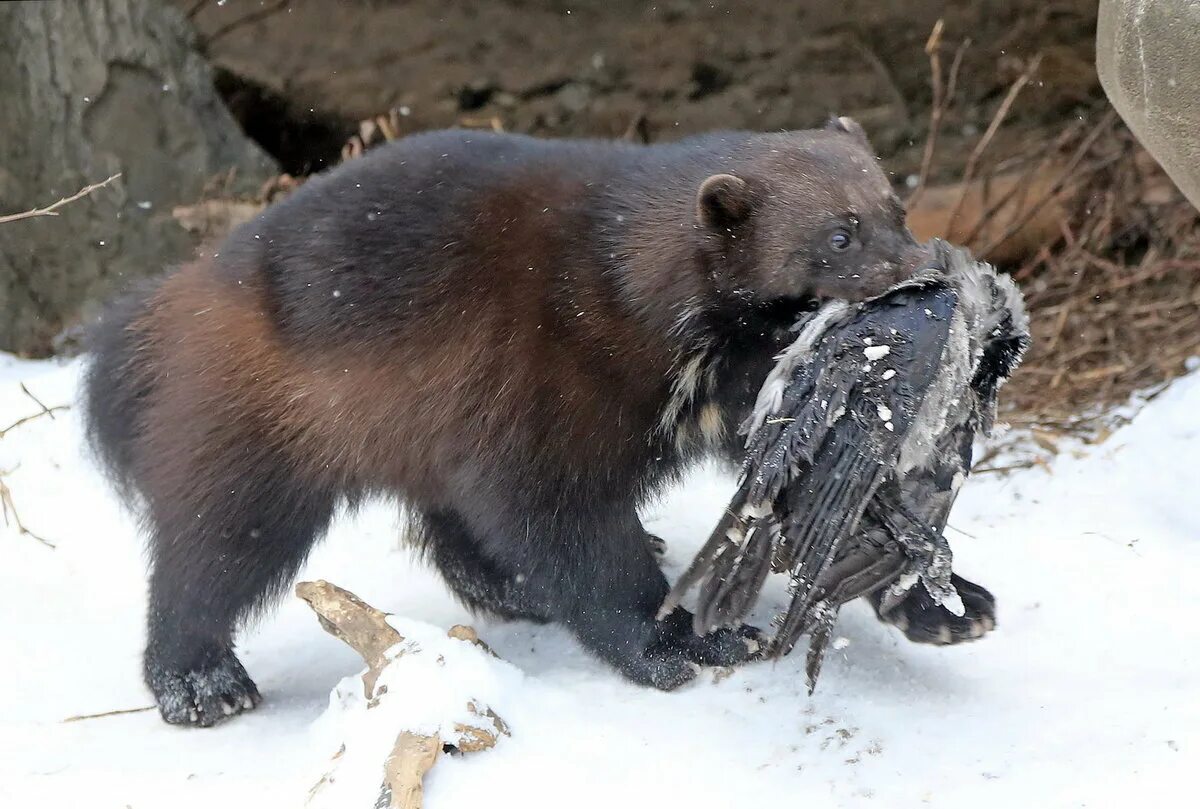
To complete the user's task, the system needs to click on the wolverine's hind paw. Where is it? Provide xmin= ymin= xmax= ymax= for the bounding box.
xmin=146 ymin=650 xmax=262 ymax=727
xmin=876 ymin=573 xmax=996 ymax=645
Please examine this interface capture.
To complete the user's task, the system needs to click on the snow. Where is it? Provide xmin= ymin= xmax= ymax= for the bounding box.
xmin=2 ymin=353 xmax=1197 ymax=808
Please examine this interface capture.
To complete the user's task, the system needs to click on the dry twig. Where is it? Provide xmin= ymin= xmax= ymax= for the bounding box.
xmin=0 ymin=477 xmax=55 ymax=549
xmin=63 ymin=706 xmax=156 ymax=723
xmin=946 ymin=53 xmax=1043 ymax=235
xmin=1 ymin=384 xmax=69 ymax=548
xmin=978 ymin=109 xmax=1118 ymax=257
xmin=381 ymin=731 xmax=441 ymax=809
xmin=908 ymin=21 xmax=969 ymax=209
xmin=0 ymin=406 xmax=69 ymax=439
xmin=0 ymin=174 xmax=121 ymax=225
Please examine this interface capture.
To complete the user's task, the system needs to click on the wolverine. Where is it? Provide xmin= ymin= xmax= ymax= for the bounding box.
xmin=85 ymin=118 xmax=929 ymax=726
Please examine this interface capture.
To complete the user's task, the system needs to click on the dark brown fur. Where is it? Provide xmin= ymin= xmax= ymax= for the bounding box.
xmin=84 ymin=121 xmax=922 ymax=725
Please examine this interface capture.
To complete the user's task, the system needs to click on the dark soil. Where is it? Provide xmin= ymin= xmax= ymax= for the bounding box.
xmin=182 ymin=0 xmax=1102 ymax=181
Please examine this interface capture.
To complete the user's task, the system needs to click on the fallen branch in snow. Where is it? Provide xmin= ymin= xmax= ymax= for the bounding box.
xmin=296 ymin=579 xmax=401 ymax=699
xmin=446 ymin=624 xmax=498 ymax=658
xmin=296 ymin=580 xmax=510 ymax=809
xmin=381 ymin=731 xmax=442 ymax=809
xmin=0 ymin=173 xmax=121 ymax=225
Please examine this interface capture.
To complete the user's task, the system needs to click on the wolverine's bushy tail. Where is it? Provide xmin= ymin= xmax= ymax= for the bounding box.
xmin=81 ymin=278 xmax=162 ymax=506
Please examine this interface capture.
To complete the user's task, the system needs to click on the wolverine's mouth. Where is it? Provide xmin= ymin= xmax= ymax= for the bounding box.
xmin=782 ymin=289 xmax=831 ymax=315
xmin=756 ymin=292 xmax=829 ymax=330
xmin=793 ymin=295 xmax=827 ymax=313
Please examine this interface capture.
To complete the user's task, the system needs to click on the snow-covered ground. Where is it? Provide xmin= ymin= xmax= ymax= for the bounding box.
xmin=1 ymin=352 xmax=1196 ymax=808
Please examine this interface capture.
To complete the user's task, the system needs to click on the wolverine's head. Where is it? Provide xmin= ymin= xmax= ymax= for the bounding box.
xmin=695 ymin=118 xmax=927 ymax=310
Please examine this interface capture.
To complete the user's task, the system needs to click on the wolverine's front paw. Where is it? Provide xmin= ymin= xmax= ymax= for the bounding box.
xmin=620 ymin=609 xmax=763 ymax=690
xmin=146 ymin=649 xmax=262 ymax=727
xmin=675 ymin=621 xmax=765 ymax=666
xmin=620 ymin=649 xmax=703 ymax=691
xmin=876 ymin=573 xmax=996 ymax=645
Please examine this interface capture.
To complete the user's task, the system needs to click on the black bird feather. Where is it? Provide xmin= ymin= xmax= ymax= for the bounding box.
xmin=661 ymin=240 xmax=1030 ymax=689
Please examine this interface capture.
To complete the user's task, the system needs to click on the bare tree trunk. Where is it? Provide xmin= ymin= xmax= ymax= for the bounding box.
xmin=0 ymin=0 xmax=276 ymax=357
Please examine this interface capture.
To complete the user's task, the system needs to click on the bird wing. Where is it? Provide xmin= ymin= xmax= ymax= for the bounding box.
xmin=768 ymin=283 xmax=959 ymax=655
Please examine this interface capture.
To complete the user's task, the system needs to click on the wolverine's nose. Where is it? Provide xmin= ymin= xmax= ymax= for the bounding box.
xmin=896 ymin=240 xmax=941 ymax=281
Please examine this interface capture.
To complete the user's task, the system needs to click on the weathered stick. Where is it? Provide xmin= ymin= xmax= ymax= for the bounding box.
xmin=296 ymin=579 xmax=404 ymax=698
xmin=379 ymin=731 xmax=442 ymax=809
xmin=446 ymin=624 xmax=498 ymax=658
xmin=453 ymin=700 xmax=510 ymax=753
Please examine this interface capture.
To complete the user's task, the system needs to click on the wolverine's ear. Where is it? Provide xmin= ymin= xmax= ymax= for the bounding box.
xmin=825 ymin=115 xmax=871 ymax=147
xmin=697 ymin=173 xmax=752 ymax=228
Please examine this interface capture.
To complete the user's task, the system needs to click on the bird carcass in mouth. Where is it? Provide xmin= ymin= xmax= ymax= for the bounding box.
xmin=660 ymin=240 xmax=1030 ymax=690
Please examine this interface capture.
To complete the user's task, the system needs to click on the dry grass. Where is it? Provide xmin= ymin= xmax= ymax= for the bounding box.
xmin=906 ymin=26 xmax=1199 ymax=443
xmin=989 ymin=116 xmax=1200 ymax=439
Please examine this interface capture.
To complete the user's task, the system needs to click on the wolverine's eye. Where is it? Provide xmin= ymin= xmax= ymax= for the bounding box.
xmin=830 ymin=229 xmax=852 ymax=251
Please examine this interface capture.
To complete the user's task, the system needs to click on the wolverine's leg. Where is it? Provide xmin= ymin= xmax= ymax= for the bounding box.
xmin=460 ymin=497 xmax=760 ymax=689
xmin=421 ymin=508 xmax=552 ymax=622
xmin=142 ymin=440 xmax=336 ymax=726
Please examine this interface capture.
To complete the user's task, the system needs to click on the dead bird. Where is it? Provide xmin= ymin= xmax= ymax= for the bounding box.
xmin=661 ymin=240 xmax=1030 ymax=689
